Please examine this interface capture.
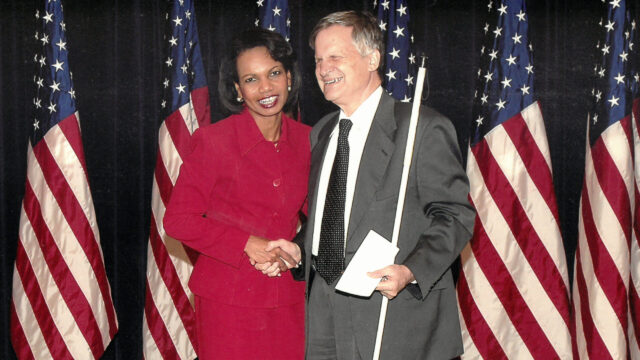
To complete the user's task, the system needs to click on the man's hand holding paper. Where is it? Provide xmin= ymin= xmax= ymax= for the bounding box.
xmin=367 ymin=264 xmax=415 ymax=300
xmin=334 ymin=230 xmax=401 ymax=297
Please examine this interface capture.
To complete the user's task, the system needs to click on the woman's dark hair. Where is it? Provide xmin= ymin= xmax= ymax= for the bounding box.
xmin=218 ymin=28 xmax=300 ymax=114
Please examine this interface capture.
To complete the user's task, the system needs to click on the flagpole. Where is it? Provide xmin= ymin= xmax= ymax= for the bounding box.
xmin=372 ymin=57 xmax=427 ymax=360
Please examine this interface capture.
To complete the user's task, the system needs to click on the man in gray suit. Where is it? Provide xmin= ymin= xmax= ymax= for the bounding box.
xmin=279 ymin=10 xmax=475 ymax=359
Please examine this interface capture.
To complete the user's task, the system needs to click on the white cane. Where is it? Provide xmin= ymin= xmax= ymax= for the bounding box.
xmin=372 ymin=58 xmax=427 ymax=360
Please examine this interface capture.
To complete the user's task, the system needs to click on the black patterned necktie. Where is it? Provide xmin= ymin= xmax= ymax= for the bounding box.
xmin=317 ymin=118 xmax=352 ymax=284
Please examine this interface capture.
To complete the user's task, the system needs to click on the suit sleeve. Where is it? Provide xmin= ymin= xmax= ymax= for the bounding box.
xmin=402 ymin=115 xmax=475 ymax=299
xmin=290 ymin=214 xmax=306 ymax=281
xmin=163 ymin=129 xmax=251 ymax=268
xmin=291 ymin=125 xmax=317 ymax=282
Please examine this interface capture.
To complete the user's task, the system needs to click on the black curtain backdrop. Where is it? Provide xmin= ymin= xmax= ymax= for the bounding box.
xmin=0 ymin=0 xmax=631 ymax=358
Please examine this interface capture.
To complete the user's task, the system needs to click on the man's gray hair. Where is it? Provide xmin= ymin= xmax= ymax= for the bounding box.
xmin=310 ymin=10 xmax=385 ymax=67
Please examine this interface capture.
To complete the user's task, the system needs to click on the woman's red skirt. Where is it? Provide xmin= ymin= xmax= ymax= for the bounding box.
xmin=195 ymin=295 xmax=305 ymax=359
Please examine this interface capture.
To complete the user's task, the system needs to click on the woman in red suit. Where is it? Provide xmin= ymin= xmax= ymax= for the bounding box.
xmin=163 ymin=28 xmax=309 ymax=359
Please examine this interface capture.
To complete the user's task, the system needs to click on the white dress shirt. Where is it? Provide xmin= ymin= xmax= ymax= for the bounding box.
xmin=312 ymin=87 xmax=383 ymax=255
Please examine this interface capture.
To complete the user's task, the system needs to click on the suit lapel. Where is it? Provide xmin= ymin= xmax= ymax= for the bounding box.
xmin=346 ymin=94 xmax=397 ymax=250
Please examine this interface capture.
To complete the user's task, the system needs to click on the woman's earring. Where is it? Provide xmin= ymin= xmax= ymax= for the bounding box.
xmin=237 ymin=96 xmax=244 ymax=103
xmin=287 ymin=85 xmax=291 ymax=92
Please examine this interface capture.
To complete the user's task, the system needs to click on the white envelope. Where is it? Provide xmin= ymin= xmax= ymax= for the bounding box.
xmin=335 ymin=230 xmax=399 ymax=297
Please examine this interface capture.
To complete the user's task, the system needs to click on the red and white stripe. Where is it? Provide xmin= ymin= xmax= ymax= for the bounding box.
xmin=11 ymin=114 xmax=118 ymax=360
xmin=142 ymin=87 xmax=209 ymax=360
xmin=457 ymin=102 xmax=573 ymax=359
xmin=573 ymin=99 xmax=640 ymax=360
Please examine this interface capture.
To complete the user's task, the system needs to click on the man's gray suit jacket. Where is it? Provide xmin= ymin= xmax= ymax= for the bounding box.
xmin=296 ymin=92 xmax=476 ymax=360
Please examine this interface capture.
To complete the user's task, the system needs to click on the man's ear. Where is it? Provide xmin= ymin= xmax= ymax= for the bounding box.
xmin=368 ymin=49 xmax=381 ymax=72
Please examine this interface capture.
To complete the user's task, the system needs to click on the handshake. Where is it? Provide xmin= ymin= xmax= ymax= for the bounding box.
xmin=244 ymin=235 xmax=301 ymax=277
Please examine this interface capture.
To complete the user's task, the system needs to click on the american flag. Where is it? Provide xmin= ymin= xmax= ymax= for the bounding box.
xmin=256 ymin=0 xmax=291 ymax=42
xmin=375 ymin=0 xmax=417 ymax=102
xmin=456 ymin=0 xmax=573 ymax=358
xmin=573 ymin=0 xmax=640 ymax=358
xmin=10 ymin=1 xmax=118 ymax=359
xmin=141 ymin=0 xmax=210 ymax=359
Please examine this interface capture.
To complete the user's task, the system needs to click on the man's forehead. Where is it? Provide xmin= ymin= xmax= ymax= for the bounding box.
xmin=314 ymin=25 xmax=359 ymax=53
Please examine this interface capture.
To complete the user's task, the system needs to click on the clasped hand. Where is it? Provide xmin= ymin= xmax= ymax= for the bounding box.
xmin=244 ymin=235 xmax=301 ymax=277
